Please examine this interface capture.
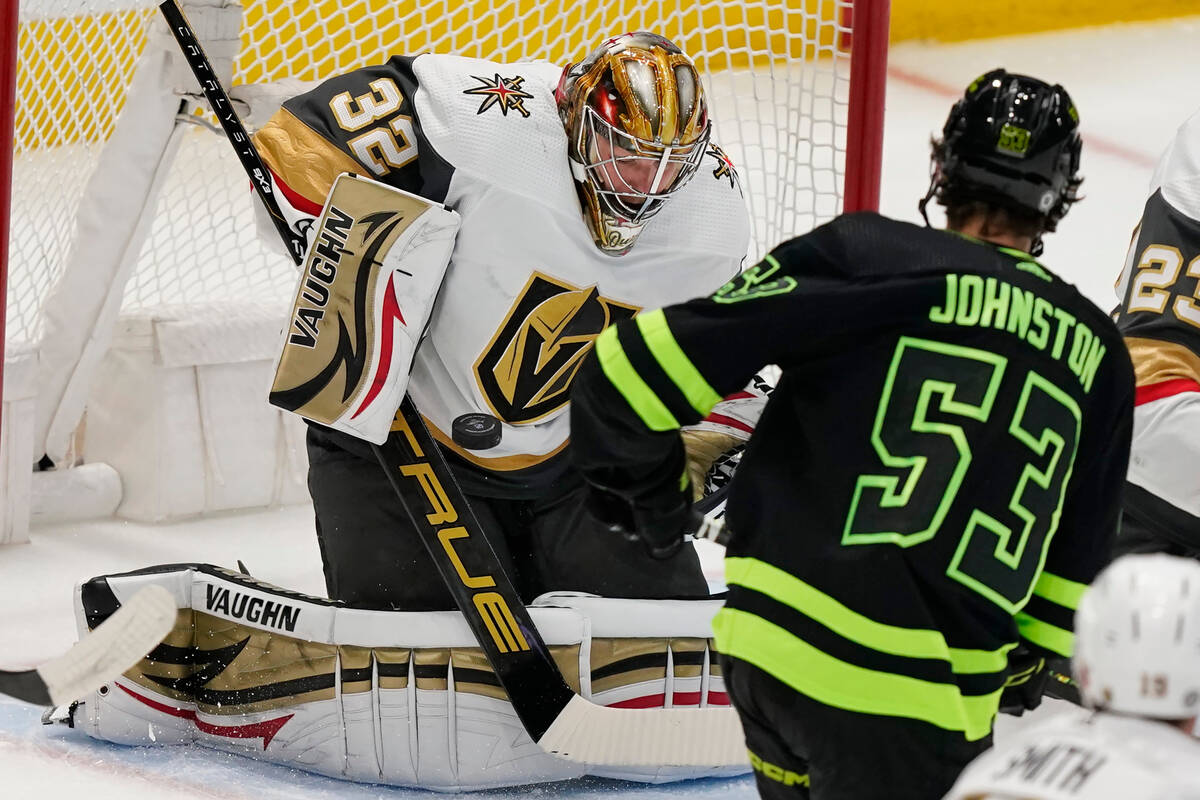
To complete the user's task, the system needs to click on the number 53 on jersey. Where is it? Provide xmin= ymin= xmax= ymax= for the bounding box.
xmin=843 ymin=336 xmax=1081 ymax=614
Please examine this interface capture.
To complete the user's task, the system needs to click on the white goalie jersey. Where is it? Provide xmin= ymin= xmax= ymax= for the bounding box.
xmin=252 ymin=52 xmax=750 ymax=492
xmin=944 ymin=707 xmax=1200 ymax=800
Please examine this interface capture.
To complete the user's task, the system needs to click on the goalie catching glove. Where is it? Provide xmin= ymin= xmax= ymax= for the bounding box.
xmin=269 ymin=173 xmax=460 ymax=444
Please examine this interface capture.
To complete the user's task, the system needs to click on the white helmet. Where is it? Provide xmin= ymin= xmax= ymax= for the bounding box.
xmin=1074 ymin=554 xmax=1200 ymax=719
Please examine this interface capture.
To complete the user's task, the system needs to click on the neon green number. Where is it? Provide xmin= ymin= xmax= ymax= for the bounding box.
xmin=843 ymin=337 xmax=1007 ymax=546
xmin=948 ymin=372 xmax=1081 ymax=611
xmin=844 ymin=337 xmax=1081 ymax=612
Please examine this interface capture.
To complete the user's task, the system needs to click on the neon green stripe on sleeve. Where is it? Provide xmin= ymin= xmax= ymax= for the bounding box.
xmin=1032 ymin=571 xmax=1088 ymax=611
xmin=635 ymin=310 xmax=723 ymax=418
xmin=594 ymin=326 xmax=679 ymax=431
xmin=723 ymin=557 xmax=1013 ymax=675
xmin=1016 ymin=612 xmax=1074 ymax=657
xmin=713 ymin=608 xmax=1000 ymax=741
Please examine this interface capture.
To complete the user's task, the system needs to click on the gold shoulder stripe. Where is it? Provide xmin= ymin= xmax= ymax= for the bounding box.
xmin=1124 ymin=336 xmax=1200 ymax=388
xmin=253 ymin=108 xmax=362 ymax=208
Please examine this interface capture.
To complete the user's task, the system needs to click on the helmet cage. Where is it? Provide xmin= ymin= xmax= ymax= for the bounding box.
xmin=580 ymin=104 xmax=710 ymax=224
xmin=556 ymin=32 xmax=711 ymax=254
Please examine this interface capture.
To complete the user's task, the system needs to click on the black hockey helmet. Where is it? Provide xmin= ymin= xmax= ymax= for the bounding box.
xmin=921 ymin=68 xmax=1082 ymax=254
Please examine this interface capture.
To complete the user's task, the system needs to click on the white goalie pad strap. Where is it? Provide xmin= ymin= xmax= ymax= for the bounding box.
xmin=74 ymin=567 xmax=745 ymax=790
xmin=532 ymin=592 xmax=722 ymax=638
xmin=89 ymin=565 xmax=583 ymax=647
xmin=270 ymin=173 xmax=461 ymax=444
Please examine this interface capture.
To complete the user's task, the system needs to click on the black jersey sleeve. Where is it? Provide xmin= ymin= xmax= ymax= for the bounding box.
xmin=252 ymin=56 xmax=454 ymax=211
xmin=569 ymin=216 xmax=937 ymax=491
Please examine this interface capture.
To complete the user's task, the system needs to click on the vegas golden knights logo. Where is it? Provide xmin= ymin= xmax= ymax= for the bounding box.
xmin=475 ymin=273 xmax=638 ymax=423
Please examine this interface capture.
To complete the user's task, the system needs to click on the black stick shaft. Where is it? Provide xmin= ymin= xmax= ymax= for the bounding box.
xmin=158 ymin=0 xmax=306 ymax=265
xmin=156 ymin=0 xmax=574 ymax=740
xmin=0 ymin=669 xmax=51 ymax=705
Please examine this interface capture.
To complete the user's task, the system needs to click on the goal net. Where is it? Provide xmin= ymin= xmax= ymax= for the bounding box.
xmin=1 ymin=0 xmax=888 ymax=536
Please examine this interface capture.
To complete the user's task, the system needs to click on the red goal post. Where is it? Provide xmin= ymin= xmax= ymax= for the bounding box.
xmin=0 ymin=0 xmax=888 ymax=537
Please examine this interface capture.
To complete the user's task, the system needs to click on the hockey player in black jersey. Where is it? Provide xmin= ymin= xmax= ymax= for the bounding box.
xmin=570 ymin=69 xmax=1134 ymax=799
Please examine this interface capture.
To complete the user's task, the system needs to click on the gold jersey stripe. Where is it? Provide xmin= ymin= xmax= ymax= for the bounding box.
xmin=253 ymin=108 xmax=362 ymax=208
xmin=1124 ymin=336 xmax=1200 ymax=388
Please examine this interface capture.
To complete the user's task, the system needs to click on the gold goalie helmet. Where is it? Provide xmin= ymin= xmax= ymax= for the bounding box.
xmin=556 ymin=32 xmax=711 ymax=256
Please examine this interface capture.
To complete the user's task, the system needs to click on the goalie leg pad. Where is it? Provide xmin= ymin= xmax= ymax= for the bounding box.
xmin=73 ymin=566 xmax=747 ymax=790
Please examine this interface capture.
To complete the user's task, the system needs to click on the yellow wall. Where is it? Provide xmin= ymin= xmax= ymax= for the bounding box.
xmin=235 ymin=0 xmax=845 ymax=84
xmin=891 ymin=0 xmax=1198 ymax=43
xmin=15 ymin=0 xmax=1197 ymax=151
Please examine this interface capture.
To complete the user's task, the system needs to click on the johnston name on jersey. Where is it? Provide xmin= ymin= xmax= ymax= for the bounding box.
xmin=1113 ymin=106 xmax=1200 ymax=555
xmin=572 ymin=213 xmax=1134 ymax=740
xmin=252 ymin=53 xmax=749 ymax=493
xmin=944 ymin=707 xmax=1200 ymax=800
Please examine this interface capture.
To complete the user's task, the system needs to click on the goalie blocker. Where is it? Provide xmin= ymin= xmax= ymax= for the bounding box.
xmin=269 ymin=173 xmax=460 ymax=444
xmin=65 ymin=565 xmax=745 ymax=791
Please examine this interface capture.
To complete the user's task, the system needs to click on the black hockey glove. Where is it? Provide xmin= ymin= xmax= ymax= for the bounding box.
xmin=999 ymin=647 xmax=1053 ymax=716
xmin=584 ymin=464 xmax=694 ymax=560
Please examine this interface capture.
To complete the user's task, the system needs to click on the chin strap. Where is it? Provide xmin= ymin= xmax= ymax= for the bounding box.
xmin=1029 ymin=237 xmax=1045 ymax=258
xmin=918 ymin=178 xmax=937 ymax=229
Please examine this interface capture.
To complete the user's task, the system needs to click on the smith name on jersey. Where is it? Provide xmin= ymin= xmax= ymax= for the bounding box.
xmin=945 ymin=707 xmax=1200 ymax=800
xmin=252 ymin=53 xmax=749 ymax=494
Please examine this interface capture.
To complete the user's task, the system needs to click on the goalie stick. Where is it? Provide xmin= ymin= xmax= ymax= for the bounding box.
xmin=157 ymin=0 xmax=745 ymax=768
xmin=0 ymin=584 xmax=175 ymax=707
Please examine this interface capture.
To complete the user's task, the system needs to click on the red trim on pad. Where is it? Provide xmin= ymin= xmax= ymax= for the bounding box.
xmin=118 ymin=682 xmax=293 ymax=749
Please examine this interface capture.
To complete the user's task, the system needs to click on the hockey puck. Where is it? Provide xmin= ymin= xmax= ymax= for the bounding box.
xmin=451 ymin=413 xmax=502 ymax=450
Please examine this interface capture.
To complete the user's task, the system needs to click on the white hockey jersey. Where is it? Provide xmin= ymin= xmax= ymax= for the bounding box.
xmin=944 ymin=707 xmax=1200 ymax=800
xmin=253 ymin=53 xmax=750 ymax=493
xmin=1112 ymin=107 xmax=1200 ymax=553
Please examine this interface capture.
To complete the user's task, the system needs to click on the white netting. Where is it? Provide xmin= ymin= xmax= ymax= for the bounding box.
xmin=8 ymin=0 xmax=857 ymax=350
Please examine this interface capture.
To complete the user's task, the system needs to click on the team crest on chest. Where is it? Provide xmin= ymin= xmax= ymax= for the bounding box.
xmin=463 ymin=73 xmax=534 ymax=118
xmin=475 ymin=273 xmax=639 ymax=423
xmin=707 ymin=143 xmax=741 ymax=193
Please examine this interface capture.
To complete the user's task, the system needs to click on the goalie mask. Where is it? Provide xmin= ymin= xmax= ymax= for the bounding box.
xmin=556 ymin=32 xmax=711 ymax=256
xmin=921 ymin=68 xmax=1082 ymax=256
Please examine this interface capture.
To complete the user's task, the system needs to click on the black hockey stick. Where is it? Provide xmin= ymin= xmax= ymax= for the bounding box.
xmin=0 ymin=584 xmax=175 ymax=706
xmin=157 ymin=0 xmax=743 ymax=766
xmin=1045 ymin=668 xmax=1082 ymax=705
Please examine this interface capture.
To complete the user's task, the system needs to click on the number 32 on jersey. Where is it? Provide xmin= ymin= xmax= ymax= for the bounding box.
xmin=329 ymin=77 xmax=418 ymax=177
